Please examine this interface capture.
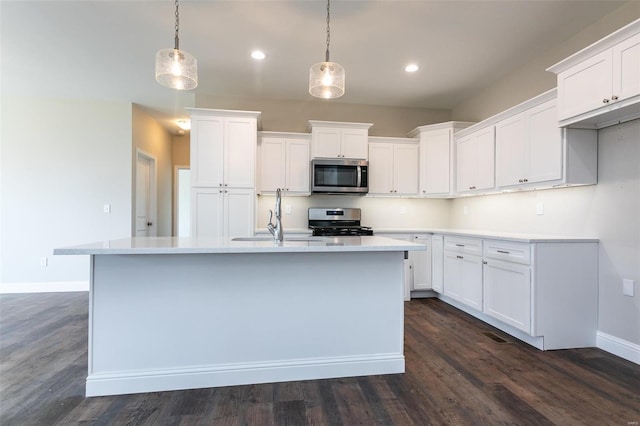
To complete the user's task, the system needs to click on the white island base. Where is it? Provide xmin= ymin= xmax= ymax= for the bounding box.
xmin=81 ymin=243 xmax=409 ymax=397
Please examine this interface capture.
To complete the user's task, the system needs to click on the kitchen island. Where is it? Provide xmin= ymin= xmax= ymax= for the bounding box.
xmin=54 ymin=236 xmax=423 ymax=397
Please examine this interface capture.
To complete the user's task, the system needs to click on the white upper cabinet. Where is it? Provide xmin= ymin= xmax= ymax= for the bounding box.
xmin=494 ymin=90 xmax=597 ymax=190
xmin=368 ymin=138 xmax=419 ymax=196
xmin=309 ymin=121 xmax=373 ymax=159
xmin=548 ymin=19 xmax=640 ymax=128
xmin=189 ymin=109 xmax=260 ymax=189
xmin=455 ymin=126 xmax=495 ymax=194
xmin=259 ymin=132 xmax=310 ymax=195
xmin=408 ymin=122 xmax=474 ymax=198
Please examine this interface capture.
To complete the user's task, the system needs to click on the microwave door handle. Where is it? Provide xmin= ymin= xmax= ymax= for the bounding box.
xmin=357 ymin=165 xmax=362 ymax=187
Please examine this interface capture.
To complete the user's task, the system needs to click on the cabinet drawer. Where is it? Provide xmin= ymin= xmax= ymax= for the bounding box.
xmin=444 ymin=236 xmax=482 ymax=256
xmin=483 ymin=240 xmax=531 ymax=265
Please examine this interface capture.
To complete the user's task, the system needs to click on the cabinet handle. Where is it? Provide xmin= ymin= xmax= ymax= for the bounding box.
xmin=497 ymin=250 xmax=510 ymax=254
xmin=612 ymin=95 xmax=619 ymax=101
xmin=519 ymin=179 xmax=523 ymax=183
xmin=219 ymin=190 xmax=223 ymax=193
xmin=457 ymin=255 xmax=463 ymax=259
xmin=523 ymin=178 xmax=528 ymax=182
xmin=603 ymin=98 xmax=610 ymax=104
xmin=455 ymin=244 xmax=464 ymax=247
xmin=483 ymin=260 xmax=488 ymax=265
xmin=219 ymin=183 xmax=223 ymax=187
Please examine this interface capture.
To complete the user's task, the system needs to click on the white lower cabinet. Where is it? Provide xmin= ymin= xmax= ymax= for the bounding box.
xmin=483 ymin=258 xmax=531 ymax=332
xmin=191 ymin=187 xmax=254 ymax=239
xmin=437 ymin=234 xmax=598 ymax=350
xmin=431 ymin=235 xmax=444 ymax=293
xmin=382 ymin=233 xmax=431 ymax=300
xmin=443 ymin=248 xmax=482 ymax=311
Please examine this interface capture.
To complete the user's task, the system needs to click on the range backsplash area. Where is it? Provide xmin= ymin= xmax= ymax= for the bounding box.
xmin=256 ymin=195 xmax=451 ymax=231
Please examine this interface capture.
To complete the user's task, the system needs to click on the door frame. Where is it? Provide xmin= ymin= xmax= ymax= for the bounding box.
xmin=173 ymin=165 xmax=190 ymax=236
xmin=134 ymin=149 xmax=157 ymax=237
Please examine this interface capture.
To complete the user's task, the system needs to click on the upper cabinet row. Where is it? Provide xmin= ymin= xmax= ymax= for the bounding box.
xmin=547 ymin=18 xmax=640 ymax=128
xmin=309 ymin=121 xmax=372 ymax=159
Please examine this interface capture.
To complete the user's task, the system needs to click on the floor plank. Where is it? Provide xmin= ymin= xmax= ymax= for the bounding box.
xmin=1 ymin=294 xmax=639 ymax=425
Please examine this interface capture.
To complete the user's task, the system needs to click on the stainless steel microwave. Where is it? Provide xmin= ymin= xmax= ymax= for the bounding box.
xmin=311 ymin=159 xmax=368 ymax=194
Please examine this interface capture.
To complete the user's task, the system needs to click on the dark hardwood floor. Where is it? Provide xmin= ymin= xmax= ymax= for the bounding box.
xmin=1 ymin=292 xmax=638 ymax=425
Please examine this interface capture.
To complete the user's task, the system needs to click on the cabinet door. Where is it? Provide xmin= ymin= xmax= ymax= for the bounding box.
xmin=191 ymin=188 xmax=224 ymax=238
xmin=495 ymin=113 xmax=527 ymax=187
xmin=368 ymin=143 xmax=394 ymax=194
xmin=461 ymin=255 xmax=483 ymax=311
xmin=483 ymin=259 xmax=531 ymax=333
xmin=421 ymin=129 xmax=451 ymax=195
xmin=191 ymin=116 xmax=224 ymax=187
xmin=225 ymin=188 xmax=255 ymax=239
xmin=456 ymin=136 xmax=475 ymax=192
xmin=431 ymin=235 xmax=444 ymax=293
xmin=312 ymin=127 xmax=341 ymax=158
xmin=225 ymin=118 xmax=256 ymax=188
xmin=443 ymin=252 xmax=463 ymax=301
xmin=285 ymin=139 xmax=311 ymax=193
xmin=557 ymin=49 xmax=612 ymax=120
xmin=474 ymin=127 xmax=495 ymax=190
xmin=394 ymin=144 xmax=419 ymax=195
xmin=612 ymin=33 xmax=640 ymax=102
xmin=412 ymin=235 xmax=432 ymax=290
xmin=341 ymin=128 xmax=369 ymax=159
xmin=259 ymin=137 xmax=286 ymax=193
xmin=527 ymin=100 xmax=562 ymax=184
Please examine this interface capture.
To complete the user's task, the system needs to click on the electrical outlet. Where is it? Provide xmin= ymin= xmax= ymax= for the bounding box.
xmin=623 ymin=279 xmax=635 ymax=297
xmin=399 ymin=206 xmax=407 ymax=215
xmin=103 ymin=203 xmax=111 ymax=213
xmin=285 ymin=204 xmax=292 ymax=215
xmin=40 ymin=257 xmax=48 ymax=267
xmin=536 ymin=203 xmax=544 ymax=215
xmin=463 ymin=206 xmax=469 ymax=215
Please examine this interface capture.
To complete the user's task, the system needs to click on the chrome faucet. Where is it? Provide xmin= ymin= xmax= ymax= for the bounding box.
xmin=267 ymin=188 xmax=284 ymax=243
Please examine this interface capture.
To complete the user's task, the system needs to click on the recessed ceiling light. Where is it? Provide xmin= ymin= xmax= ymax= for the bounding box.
xmin=176 ymin=119 xmax=191 ymax=131
xmin=251 ymin=50 xmax=266 ymax=60
xmin=405 ymin=63 xmax=419 ymax=73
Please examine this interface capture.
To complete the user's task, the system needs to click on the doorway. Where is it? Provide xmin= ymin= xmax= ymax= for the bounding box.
xmin=135 ymin=150 xmax=157 ymax=237
xmin=174 ymin=166 xmax=190 ymax=237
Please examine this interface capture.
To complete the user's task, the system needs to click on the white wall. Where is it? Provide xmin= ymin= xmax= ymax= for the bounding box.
xmin=256 ymin=195 xmax=451 ymax=232
xmin=0 ymin=97 xmax=133 ymax=284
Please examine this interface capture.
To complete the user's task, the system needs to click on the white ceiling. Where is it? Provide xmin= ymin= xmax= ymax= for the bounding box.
xmin=1 ymin=0 xmax=629 ymax=129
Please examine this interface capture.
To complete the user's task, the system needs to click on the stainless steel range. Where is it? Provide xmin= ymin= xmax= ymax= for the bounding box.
xmin=308 ymin=208 xmax=373 ymax=236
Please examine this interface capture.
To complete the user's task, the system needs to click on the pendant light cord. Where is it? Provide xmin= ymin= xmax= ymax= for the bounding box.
xmin=325 ymin=0 xmax=331 ymax=62
xmin=174 ymin=0 xmax=180 ymax=50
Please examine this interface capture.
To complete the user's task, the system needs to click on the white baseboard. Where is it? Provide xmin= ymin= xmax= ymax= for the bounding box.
xmin=0 ymin=281 xmax=89 ymax=294
xmin=86 ymin=354 xmax=405 ymax=397
xmin=596 ymin=331 xmax=640 ymax=365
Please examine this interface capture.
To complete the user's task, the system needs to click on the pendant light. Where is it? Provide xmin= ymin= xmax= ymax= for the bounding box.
xmin=155 ymin=0 xmax=198 ymax=90
xmin=309 ymin=0 xmax=345 ymax=99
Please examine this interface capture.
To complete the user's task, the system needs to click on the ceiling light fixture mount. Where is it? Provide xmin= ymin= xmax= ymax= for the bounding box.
xmin=309 ymin=0 xmax=344 ymax=99
xmin=155 ymin=0 xmax=197 ymax=90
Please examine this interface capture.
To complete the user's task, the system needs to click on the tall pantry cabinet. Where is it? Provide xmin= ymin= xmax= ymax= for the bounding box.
xmin=188 ymin=109 xmax=261 ymax=238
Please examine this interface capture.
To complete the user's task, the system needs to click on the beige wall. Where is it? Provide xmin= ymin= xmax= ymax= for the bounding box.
xmin=452 ymin=2 xmax=640 ymax=122
xmin=172 ymin=133 xmax=190 ymax=167
xmin=132 ymin=105 xmax=174 ymax=237
xmin=195 ymin=95 xmax=451 ymax=137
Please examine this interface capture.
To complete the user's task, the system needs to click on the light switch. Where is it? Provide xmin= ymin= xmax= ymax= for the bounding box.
xmin=536 ymin=203 xmax=544 ymax=215
xmin=463 ymin=206 xmax=469 ymax=215
xmin=623 ymin=279 xmax=634 ymax=297
xmin=103 ymin=204 xmax=111 ymax=213
xmin=400 ymin=206 xmax=407 ymax=215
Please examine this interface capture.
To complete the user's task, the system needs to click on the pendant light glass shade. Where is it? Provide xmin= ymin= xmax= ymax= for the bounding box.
xmin=309 ymin=61 xmax=345 ymax=99
xmin=309 ymin=0 xmax=344 ymax=99
xmin=155 ymin=0 xmax=198 ymax=90
xmin=155 ymin=48 xmax=198 ymax=90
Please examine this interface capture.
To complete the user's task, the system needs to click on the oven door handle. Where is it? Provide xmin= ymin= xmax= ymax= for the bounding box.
xmin=357 ymin=165 xmax=362 ymax=188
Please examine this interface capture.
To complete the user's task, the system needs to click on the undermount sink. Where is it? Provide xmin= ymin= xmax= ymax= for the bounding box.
xmin=231 ymin=236 xmax=326 ymax=242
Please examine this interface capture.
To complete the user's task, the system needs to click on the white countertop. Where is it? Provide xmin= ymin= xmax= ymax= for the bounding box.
xmin=374 ymin=229 xmax=599 ymax=243
xmin=54 ymin=236 xmax=424 ymax=255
